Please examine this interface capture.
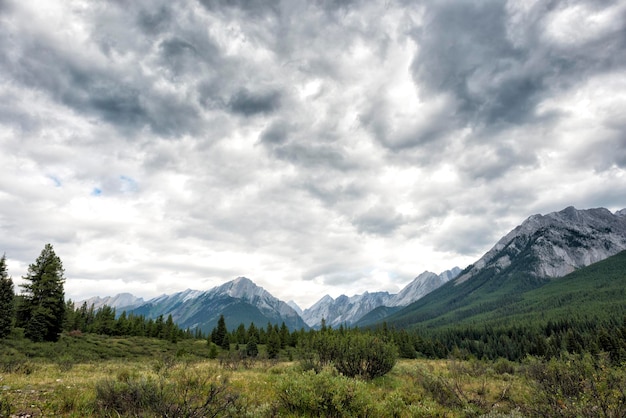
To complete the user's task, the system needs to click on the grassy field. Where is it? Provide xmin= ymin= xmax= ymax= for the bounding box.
xmin=1 ymin=333 xmax=624 ymax=417
xmin=0 ymin=357 xmax=529 ymax=417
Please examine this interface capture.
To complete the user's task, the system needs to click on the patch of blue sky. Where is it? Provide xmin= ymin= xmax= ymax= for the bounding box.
xmin=91 ymin=187 xmax=102 ymax=196
xmin=120 ymin=175 xmax=138 ymax=193
xmin=48 ymin=175 xmax=62 ymax=187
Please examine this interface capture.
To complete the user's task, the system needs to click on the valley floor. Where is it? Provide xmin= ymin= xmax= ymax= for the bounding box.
xmin=1 ymin=334 xmax=625 ymax=417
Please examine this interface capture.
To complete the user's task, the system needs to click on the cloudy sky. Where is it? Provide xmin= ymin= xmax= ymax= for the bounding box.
xmin=1 ymin=0 xmax=625 ymax=308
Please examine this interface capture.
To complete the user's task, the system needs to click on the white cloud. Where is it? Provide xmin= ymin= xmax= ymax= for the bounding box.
xmin=1 ymin=0 xmax=625 ymax=308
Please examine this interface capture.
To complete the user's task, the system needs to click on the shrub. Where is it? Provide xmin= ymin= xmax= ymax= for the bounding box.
xmin=56 ymin=353 xmax=76 ymax=372
xmin=0 ymin=395 xmax=13 ymax=418
xmin=95 ymin=377 xmax=163 ymax=416
xmin=208 ymin=342 xmax=219 ymax=359
xmin=333 ymin=333 xmax=397 ymax=379
xmin=414 ymin=366 xmax=465 ymax=409
xmin=492 ymin=358 xmax=517 ymax=375
xmin=94 ymin=362 xmax=241 ymax=417
xmin=524 ymin=353 xmax=626 ymax=417
xmin=0 ymin=354 xmax=34 ymax=375
xmin=299 ymin=331 xmax=398 ymax=380
xmin=277 ymin=367 xmax=372 ymax=417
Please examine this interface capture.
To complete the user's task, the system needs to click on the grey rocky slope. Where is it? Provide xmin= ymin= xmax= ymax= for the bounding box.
xmin=455 ymin=206 xmax=626 ymax=284
xmin=77 ymin=293 xmax=145 ymax=311
xmin=115 ymin=277 xmax=307 ymax=333
xmin=301 ymin=268 xmax=461 ymax=328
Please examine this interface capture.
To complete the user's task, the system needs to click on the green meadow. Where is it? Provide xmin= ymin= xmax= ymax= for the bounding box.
xmin=2 ymin=332 xmax=625 ymax=417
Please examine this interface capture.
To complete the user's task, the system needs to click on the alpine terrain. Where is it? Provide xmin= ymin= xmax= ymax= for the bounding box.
xmin=126 ymin=277 xmax=307 ymax=333
xmin=371 ymin=206 xmax=626 ymax=329
xmin=301 ymin=268 xmax=461 ymax=328
xmin=78 ymin=293 xmax=145 ymax=312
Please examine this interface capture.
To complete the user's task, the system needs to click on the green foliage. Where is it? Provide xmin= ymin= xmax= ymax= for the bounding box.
xmin=299 ymin=329 xmax=397 ymax=379
xmin=95 ymin=359 xmax=242 ymax=417
xmin=208 ymin=342 xmax=219 ymax=359
xmin=267 ymin=328 xmax=281 ymax=359
xmin=277 ymin=368 xmax=373 ymax=417
xmin=0 ymin=394 xmax=13 ymax=418
xmin=525 ymin=353 xmax=626 ymax=417
xmin=212 ymin=314 xmax=230 ymax=350
xmin=4 ymin=330 xmax=626 ymax=418
xmin=0 ymin=331 xmax=215 ymax=367
xmin=333 ymin=333 xmax=398 ymax=379
xmin=62 ymin=302 xmax=191 ymax=342
xmin=16 ymin=244 xmax=66 ymax=342
xmin=0 ymin=254 xmax=14 ymax=339
xmin=246 ymin=337 xmax=258 ymax=358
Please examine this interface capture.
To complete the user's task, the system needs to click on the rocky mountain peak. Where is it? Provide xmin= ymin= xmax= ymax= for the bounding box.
xmin=78 ymin=293 xmax=145 ymax=311
xmin=455 ymin=206 xmax=626 ymax=284
xmin=301 ymin=268 xmax=461 ymax=328
xmin=216 ymin=276 xmax=263 ymax=299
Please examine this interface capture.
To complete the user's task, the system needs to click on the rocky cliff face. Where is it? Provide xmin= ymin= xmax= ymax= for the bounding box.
xmin=126 ymin=277 xmax=307 ymax=332
xmin=456 ymin=206 xmax=626 ymax=284
xmin=301 ymin=268 xmax=460 ymax=328
xmin=390 ymin=268 xmax=461 ymax=307
xmin=213 ymin=277 xmax=304 ymax=323
xmin=78 ymin=293 xmax=145 ymax=311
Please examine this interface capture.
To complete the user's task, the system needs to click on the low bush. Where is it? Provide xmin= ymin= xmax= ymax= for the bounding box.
xmin=0 ymin=395 xmax=13 ymax=418
xmin=277 ymin=367 xmax=373 ymax=417
xmin=94 ymin=361 xmax=241 ymax=417
xmin=0 ymin=354 xmax=34 ymax=375
xmin=524 ymin=353 xmax=626 ymax=417
xmin=333 ymin=333 xmax=398 ymax=379
xmin=298 ymin=331 xmax=398 ymax=379
xmin=95 ymin=377 xmax=164 ymax=416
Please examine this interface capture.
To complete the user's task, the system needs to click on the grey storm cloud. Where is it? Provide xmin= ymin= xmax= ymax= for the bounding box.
xmin=137 ymin=6 xmax=173 ymax=35
xmin=228 ymin=88 xmax=282 ymax=116
xmin=410 ymin=0 xmax=626 ymax=133
xmin=0 ymin=0 xmax=625 ymax=307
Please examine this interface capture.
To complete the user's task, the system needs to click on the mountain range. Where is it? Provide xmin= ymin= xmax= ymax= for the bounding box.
xmin=78 ymin=206 xmax=626 ymax=334
xmin=358 ymin=206 xmax=626 ymax=329
xmin=299 ymin=268 xmax=461 ymax=328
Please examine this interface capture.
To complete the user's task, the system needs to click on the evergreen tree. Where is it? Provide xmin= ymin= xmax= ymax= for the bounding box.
xmin=247 ymin=322 xmax=259 ymax=343
xmin=0 ymin=254 xmax=15 ymax=339
xmin=115 ymin=311 xmax=130 ymax=336
xmin=153 ymin=315 xmax=164 ymax=338
xmin=213 ymin=315 xmax=230 ymax=349
xmin=235 ymin=323 xmax=247 ymax=344
xmin=221 ymin=332 xmax=231 ymax=350
xmin=320 ymin=317 xmax=328 ymax=333
xmin=17 ymin=244 xmax=66 ymax=342
xmin=94 ymin=305 xmax=116 ymax=335
xmin=246 ymin=336 xmax=259 ymax=357
xmin=279 ymin=322 xmax=289 ymax=349
xmin=208 ymin=342 xmax=218 ymax=359
xmin=164 ymin=314 xmax=177 ymax=343
xmin=267 ymin=328 xmax=281 ymax=359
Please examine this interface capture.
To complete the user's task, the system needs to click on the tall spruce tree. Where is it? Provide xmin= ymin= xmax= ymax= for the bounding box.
xmin=212 ymin=314 xmax=229 ymax=349
xmin=0 ymin=254 xmax=15 ymax=339
xmin=17 ymin=244 xmax=66 ymax=342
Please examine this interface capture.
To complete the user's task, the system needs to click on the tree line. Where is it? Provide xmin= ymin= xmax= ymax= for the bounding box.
xmin=0 ymin=244 xmax=190 ymax=343
xmin=3 ymin=244 xmax=626 ymax=367
xmin=0 ymin=244 xmax=65 ymax=342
